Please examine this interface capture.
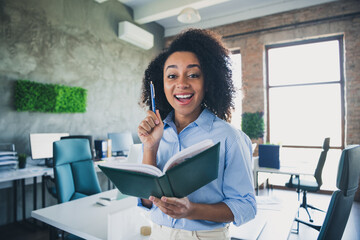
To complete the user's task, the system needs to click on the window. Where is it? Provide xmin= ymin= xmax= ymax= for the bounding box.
xmin=266 ymin=37 xmax=344 ymax=190
xmin=230 ymin=50 xmax=242 ymax=128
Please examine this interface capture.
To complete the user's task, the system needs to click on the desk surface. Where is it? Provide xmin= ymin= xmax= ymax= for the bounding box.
xmin=33 ymin=189 xmax=299 ymax=240
xmin=0 ymin=163 xmax=53 ymax=183
xmin=230 ymin=195 xmax=299 ymax=240
xmin=32 ymin=189 xmax=150 ymax=240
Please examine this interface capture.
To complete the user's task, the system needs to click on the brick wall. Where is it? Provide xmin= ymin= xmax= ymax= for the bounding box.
xmin=166 ymin=0 xmax=360 ymax=146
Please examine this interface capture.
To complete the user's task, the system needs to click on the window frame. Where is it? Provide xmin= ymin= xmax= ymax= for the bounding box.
xmin=265 ymin=35 xmax=345 ymax=150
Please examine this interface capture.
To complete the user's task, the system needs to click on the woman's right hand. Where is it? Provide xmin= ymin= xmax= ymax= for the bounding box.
xmin=137 ymin=110 xmax=164 ymax=151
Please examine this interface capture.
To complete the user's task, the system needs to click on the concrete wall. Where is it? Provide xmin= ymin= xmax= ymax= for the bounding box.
xmin=0 ymin=0 xmax=164 ymax=225
xmin=0 ymin=0 xmax=164 ymax=154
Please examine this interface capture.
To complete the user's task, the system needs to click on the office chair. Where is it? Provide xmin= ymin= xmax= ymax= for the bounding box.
xmin=285 ymin=137 xmax=330 ymax=222
xmin=51 ymin=139 xmax=101 ymax=240
xmin=45 ymin=135 xmax=95 ymax=200
xmin=297 ymin=145 xmax=360 ymax=240
xmin=60 ymin=135 xmax=94 ymax=159
xmin=53 ymin=138 xmax=101 ymax=203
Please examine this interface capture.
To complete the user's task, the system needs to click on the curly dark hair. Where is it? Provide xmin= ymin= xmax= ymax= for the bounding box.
xmin=140 ymin=28 xmax=235 ymax=122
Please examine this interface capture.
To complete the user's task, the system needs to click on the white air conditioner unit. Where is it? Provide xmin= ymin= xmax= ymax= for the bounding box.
xmin=118 ymin=21 xmax=154 ymax=50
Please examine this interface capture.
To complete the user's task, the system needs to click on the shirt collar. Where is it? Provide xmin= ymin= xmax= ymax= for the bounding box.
xmin=163 ymin=108 xmax=215 ymax=132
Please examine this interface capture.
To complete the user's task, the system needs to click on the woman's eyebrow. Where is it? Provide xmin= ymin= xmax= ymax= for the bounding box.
xmin=165 ymin=65 xmax=177 ymax=71
xmin=165 ymin=64 xmax=201 ymax=71
xmin=187 ymin=64 xmax=201 ymax=69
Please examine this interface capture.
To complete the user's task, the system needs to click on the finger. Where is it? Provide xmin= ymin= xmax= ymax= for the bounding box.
xmin=155 ymin=110 xmax=162 ymax=125
xmin=137 ymin=126 xmax=149 ymax=137
xmin=146 ymin=110 xmax=159 ymax=125
xmin=158 ymin=206 xmax=177 ymax=218
xmin=161 ymin=196 xmax=183 ymax=207
xmin=139 ymin=120 xmax=152 ymax=133
xmin=151 ymin=196 xmax=170 ymax=208
xmin=145 ymin=115 xmax=156 ymax=129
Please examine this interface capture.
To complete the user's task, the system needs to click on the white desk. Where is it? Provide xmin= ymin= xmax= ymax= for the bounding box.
xmin=0 ymin=162 xmax=53 ymax=183
xmin=32 ymin=189 xmax=299 ymax=240
xmin=253 ymin=156 xmax=314 ymax=190
xmin=32 ymin=189 xmax=150 ymax=240
xmin=230 ymin=194 xmax=299 ymax=240
xmin=0 ymin=163 xmax=53 ymax=222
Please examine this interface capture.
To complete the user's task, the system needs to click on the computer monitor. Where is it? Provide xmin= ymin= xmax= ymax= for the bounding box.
xmin=107 ymin=132 xmax=133 ymax=157
xmin=29 ymin=133 xmax=69 ymax=166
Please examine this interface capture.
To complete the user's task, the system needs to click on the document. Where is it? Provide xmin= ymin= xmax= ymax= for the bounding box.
xmin=99 ymin=140 xmax=220 ymax=199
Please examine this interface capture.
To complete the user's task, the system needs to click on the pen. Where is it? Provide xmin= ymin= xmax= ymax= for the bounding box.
xmin=150 ymin=81 xmax=156 ymax=113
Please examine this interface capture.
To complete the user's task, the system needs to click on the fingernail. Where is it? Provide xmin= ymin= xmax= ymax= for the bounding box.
xmin=155 ymin=119 xmax=159 ymax=125
xmin=149 ymin=196 xmax=154 ymax=201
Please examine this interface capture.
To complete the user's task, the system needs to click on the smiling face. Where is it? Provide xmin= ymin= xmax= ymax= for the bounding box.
xmin=163 ymin=51 xmax=205 ymax=125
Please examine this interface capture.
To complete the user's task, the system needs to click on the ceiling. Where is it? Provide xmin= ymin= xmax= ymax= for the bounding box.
xmin=106 ymin=0 xmax=337 ymax=37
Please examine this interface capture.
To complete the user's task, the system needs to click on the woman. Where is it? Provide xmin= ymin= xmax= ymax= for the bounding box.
xmin=137 ymin=28 xmax=256 ymax=240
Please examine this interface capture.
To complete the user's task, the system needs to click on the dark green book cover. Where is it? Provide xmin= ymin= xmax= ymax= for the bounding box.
xmin=99 ymin=142 xmax=220 ymax=199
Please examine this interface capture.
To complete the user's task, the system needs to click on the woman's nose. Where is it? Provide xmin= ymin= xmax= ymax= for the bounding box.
xmin=176 ymin=75 xmax=189 ymax=88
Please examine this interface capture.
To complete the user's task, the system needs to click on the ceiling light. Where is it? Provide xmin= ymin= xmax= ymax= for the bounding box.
xmin=177 ymin=7 xmax=201 ymax=24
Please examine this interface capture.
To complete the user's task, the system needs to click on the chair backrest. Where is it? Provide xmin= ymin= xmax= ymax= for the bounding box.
xmin=53 ymin=139 xmax=101 ymax=203
xmin=317 ymin=145 xmax=360 ymax=240
xmin=61 ymin=135 xmax=94 ymax=158
xmin=314 ymin=138 xmax=331 ymax=187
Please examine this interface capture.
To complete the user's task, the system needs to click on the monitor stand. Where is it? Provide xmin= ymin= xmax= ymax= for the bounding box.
xmin=112 ymin=151 xmax=129 ymax=157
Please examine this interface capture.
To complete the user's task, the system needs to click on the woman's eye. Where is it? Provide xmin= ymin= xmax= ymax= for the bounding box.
xmin=188 ymin=73 xmax=200 ymax=78
xmin=167 ymin=74 xmax=177 ymax=79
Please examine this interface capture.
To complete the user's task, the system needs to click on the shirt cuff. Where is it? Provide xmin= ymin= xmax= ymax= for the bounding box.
xmin=223 ymin=194 xmax=257 ymax=226
xmin=137 ymin=198 xmax=155 ymax=211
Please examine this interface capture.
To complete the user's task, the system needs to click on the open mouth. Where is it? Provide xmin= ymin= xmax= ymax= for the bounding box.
xmin=175 ymin=94 xmax=194 ymax=103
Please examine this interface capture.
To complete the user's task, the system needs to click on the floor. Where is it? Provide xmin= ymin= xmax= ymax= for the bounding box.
xmin=0 ymin=188 xmax=359 ymax=240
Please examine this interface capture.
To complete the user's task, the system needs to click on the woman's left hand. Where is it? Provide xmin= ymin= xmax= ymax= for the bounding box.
xmin=149 ymin=196 xmax=194 ymax=219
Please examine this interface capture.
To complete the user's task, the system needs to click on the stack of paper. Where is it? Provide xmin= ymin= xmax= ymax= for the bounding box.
xmin=0 ymin=143 xmax=17 ymax=169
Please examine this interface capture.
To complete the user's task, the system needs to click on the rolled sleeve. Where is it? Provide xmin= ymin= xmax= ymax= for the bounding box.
xmin=223 ymin=194 xmax=257 ymax=226
xmin=222 ymin=131 xmax=257 ymax=226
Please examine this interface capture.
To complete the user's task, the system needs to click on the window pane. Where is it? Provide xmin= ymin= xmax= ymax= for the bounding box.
xmin=230 ymin=52 xmax=242 ymax=128
xmin=269 ymin=84 xmax=342 ymax=147
xmin=268 ymin=40 xmax=340 ymax=86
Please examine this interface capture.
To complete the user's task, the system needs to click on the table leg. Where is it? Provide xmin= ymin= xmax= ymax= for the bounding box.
xmin=255 ymin=171 xmax=259 ymax=195
xmin=49 ymin=225 xmax=57 ymax=240
xmin=13 ymin=180 xmax=17 ymax=223
xmin=21 ymin=179 xmax=26 ymax=221
xmin=33 ymin=177 xmax=37 ymax=210
xmin=42 ymin=175 xmax=46 ymax=208
xmin=33 ymin=177 xmax=37 ymax=225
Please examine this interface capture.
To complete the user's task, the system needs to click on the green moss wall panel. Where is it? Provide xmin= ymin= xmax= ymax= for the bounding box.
xmin=15 ymin=80 xmax=87 ymax=113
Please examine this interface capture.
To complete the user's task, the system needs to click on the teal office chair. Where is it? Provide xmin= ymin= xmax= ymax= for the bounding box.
xmin=60 ymin=135 xmax=94 ymax=158
xmin=297 ymin=144 xmax=360 ymax=240
xmin=53 ymin=138 xmax=101 ymax=203
xmin=45 ymin=136 xmax=95 ymax=200
xmin=52 ymin=139 xmax=101 ymax=240
xmin=285 ymin=138 xmax=330 ymax=222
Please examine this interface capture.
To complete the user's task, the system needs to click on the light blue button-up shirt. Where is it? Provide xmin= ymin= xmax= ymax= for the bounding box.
xmin=138 ymin=108 xmax=256 ymax=231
